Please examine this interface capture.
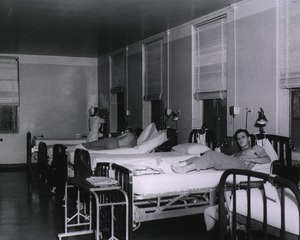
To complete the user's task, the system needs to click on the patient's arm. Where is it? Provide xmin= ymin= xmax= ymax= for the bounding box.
xmin=239 ymin=145 xmax=271 ymax=170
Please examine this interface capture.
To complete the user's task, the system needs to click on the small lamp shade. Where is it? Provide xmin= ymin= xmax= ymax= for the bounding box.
xmin=172 ymin=112 xmax=179 ymax=121
xmin=255 ymin=107 xmax=268 ymax=134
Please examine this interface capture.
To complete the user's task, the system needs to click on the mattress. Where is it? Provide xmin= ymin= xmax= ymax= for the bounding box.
xmin=89 ymin=151 xmax=272 ymax=197
xmin=131 ymin=165 xmax=271 ymax=196
xmin=231 ymin=187 xmax=299 ymax=235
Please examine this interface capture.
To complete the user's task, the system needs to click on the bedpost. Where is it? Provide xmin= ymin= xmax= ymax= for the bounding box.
xmin=26 ymin=131 xmax=32 ymax=175
xmin=111 ymin=163 xmax=133 ymax=240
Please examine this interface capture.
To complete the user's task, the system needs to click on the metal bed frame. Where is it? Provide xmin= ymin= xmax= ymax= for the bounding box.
xmin=218 ymin=169 xmax=300 ymax=240
xmin=217 ymin=133 xmax=295 ymax=239
xmin=95 ymin=160 xmax=217 ymax=240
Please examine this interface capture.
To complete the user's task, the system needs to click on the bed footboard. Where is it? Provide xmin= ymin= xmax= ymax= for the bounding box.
xmin=95 ymin=162 xmax=216 ymax=240
xmin=219 ymin=169 xmax=300 ymax=240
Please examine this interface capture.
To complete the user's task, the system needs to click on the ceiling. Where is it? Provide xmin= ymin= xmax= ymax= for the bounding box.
xmin=0 ymin=0 xmax=240 ymax=58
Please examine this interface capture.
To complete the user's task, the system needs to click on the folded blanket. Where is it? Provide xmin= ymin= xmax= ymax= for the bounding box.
xmin=86 ymin=176 xmax=118 ymax=186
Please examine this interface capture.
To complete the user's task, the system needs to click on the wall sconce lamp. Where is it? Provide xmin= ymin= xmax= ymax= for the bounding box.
xmin=255 ymin=107 xmax=268 ymax=134
xmin=164 ymin=108 xmax=180 ymax=128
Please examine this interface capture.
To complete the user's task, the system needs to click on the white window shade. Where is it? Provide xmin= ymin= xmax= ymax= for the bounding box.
xmin=194 ymin=16 xmax=227 ymax=100
xmin=280 ymin=0 xmax=300 ymax=88
xmin=0 ymin=58 xmax=19 ymax=105
xmin=111 ymin=51 xmax=125 ymax=94
xmin=144 ymin=38 xmax=163 ymax=101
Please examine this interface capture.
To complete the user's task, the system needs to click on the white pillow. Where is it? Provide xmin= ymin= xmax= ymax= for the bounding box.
xmin=137 ymin=122 xmax=157 ymax=145
xmin=172 ymin=143 xmax=210 ymax=155
xmin=135 ymin=130 xmax=168 ymax=153
xmin=257 ymin=138 xmax=278 ymax=162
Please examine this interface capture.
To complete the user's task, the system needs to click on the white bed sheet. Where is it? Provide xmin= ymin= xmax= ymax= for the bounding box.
xmin=89 ymin=151 xmax=272 ymax=197
xmin=231 ymin=187 xmax=299 ymax=235
xmin=132 ymin=165 xmax=271 ymax=196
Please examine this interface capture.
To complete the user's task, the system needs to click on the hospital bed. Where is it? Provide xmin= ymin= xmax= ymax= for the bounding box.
xmin=217 ymin=134 xmax=296 ymax=239
xmin=88 ymin=133 xmax=292 ymax=239
xmin=79 ymin=154 xmax=270 ymax=239
xmin=218 ymin=169 xmax=300 ymax=240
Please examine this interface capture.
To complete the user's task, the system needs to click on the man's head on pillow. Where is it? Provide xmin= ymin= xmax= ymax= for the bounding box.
xmin=233 ymin=129 xmax=250 ymax=140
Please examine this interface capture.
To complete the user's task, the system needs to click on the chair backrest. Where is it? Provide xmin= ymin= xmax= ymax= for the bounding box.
xmin=74 ymin=149 xmax=93 ymax=177
xmin=188 ymin=128 xmax=216 ymax=149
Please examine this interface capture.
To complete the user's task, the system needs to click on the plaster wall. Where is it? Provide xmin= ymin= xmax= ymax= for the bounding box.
xmin=0 ymin=55 xmax=97 ymax=165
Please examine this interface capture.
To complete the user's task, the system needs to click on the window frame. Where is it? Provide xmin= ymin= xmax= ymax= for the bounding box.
xmin=0 ymin=57 xmax=19 ymax=133
xmin=193 ymin=15 xmax=227 ymax=100
xmin=143 ymin=37 xmax=164 ymax=101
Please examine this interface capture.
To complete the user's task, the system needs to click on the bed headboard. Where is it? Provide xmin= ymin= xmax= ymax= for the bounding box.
xmin=188 ymin=129 xmax=216 ymax=150
xmin=250 ymin=134 xmax=292 ymax=165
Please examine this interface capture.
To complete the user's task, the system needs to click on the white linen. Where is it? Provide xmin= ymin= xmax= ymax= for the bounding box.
xmin=89 ymin=151 xmax=196 ymax=170
xmin=88 ymin=151 xmax=271 ymax=196
xmin=133 ymin=165 xmax=271 ymax=197
xmin=231 ymin=187 xmax=299 ymax=235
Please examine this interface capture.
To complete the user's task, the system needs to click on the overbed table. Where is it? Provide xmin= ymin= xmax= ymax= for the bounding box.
xmin=57 ymin=177 xmax=129 ymax=240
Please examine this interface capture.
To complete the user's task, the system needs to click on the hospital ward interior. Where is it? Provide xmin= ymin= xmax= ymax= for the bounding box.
xmin=1 ymin=0 xmax=300 ymax=239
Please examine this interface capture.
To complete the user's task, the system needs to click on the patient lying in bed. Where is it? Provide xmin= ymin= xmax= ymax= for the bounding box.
xmin=172 ymin=129 xmax=271 ymax=173
xmin=82 ymin=131 xmax=137 ymax=150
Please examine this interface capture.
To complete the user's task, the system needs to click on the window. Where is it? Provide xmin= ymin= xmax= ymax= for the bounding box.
xmin=203 ymin=99 xmax=227 ymax=144
xmin=279 ymin=1 xmax=300 ymax=148
xmin=110 ymin=51 xmax=127 ymax=132
xmin=291 ymin=89 xmax=300 ymax=148
xmin=144 ymin=38 xmax=164 ymax=101
xmin=193 ymin=16 xmax=227 ymax=141
xmin=143 ymin=38 xmax=164 ymax=129
xmin=110 ymin=51 xmax=126 ymax=94
xmin=193 ymin=15 xmax=227 ymax=100
xmin=280 ymin=0 xmax=300 ymax=88
xmin=0 ymin=57 xmax=19 ymax=133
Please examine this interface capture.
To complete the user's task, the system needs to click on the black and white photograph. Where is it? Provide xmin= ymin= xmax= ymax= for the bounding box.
xmin=1 ymin=0 xmax=300 ymax=239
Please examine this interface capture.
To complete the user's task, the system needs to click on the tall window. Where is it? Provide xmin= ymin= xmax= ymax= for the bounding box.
xmin=144 ymin=38 xmax=163 ymax=101
xmin=144 ymin=38 xmax=164 ymax=128
xmin=0 ymin=57 xmax=19 ymax=133
xmin=279 ymin=1 xmax=300 ymax=147
xmin=110 ymin=51 xmax=127 ymax=132
xmin=193 ymin=16 xmax=227 ymax=143
xmin=111 ymin=51 xmax=125 ymax=94
xmin=279 ymin=0 xmax=300 ymax=88
xmin=193 ymin=15 xmax=227 ymax=100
